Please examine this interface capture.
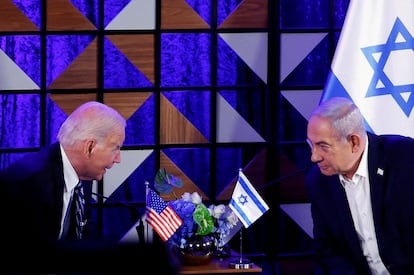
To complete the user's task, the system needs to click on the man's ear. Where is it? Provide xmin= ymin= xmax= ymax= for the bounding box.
xmin=349 ymin=134 xmax=361 ymax=152
xmin=84 ymin=139 xmax=96 ymax=157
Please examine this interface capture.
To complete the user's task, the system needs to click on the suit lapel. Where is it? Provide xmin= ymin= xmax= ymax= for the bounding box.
xmin=49 ymin=143 xmax=66 ymax=229
xmin=366 ymin=133 xmax=386 ymax=231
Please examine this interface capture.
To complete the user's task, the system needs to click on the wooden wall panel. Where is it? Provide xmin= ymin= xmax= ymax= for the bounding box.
xmin=48 ymin=38 xmax=98 ymax=89
xmin=161 ymin=0 xmax=210 ymax=29
xmin=107 ymin=34 xmax=155 ymax=84
xmin=104 ymin=92 xmax=152 ymax=120
xmin=0 ymin=0 xmax=38 ymax=31
xmin=159 ymin=95 xmax=209 ymax=144
xmin=219 ymin=0 xmax=268 ymax=28
xmin=47 ymin=0 xmax=96 ymax=30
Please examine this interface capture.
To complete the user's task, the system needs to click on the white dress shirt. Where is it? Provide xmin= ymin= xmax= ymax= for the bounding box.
xmin=59 ymin=145 xmax=80 ymax=239
xmin=339 ymin=139 xmax=390 ymax=275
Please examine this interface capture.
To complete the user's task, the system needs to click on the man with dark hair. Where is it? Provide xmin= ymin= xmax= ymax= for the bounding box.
xmin=306 ymin=97 xmax=414 ymax=274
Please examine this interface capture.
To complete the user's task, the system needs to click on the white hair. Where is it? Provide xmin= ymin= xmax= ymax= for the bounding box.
xmin=57 ymin=101 xmax=126 ymax=147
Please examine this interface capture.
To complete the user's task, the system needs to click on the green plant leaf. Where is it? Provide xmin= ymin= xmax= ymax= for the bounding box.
xmin=154 ymin=168 xmax=184 ymax=194
xmin=154 ymin=180 xmax=173 ymax=194
xmin=193 ymin=204 xmax=214 ymax=235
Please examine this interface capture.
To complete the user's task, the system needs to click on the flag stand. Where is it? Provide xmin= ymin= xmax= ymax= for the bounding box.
xmin=228 ymin=229 xmax=252 ymax=269
xmin=144 ymin=181 xmax=150 ymax=243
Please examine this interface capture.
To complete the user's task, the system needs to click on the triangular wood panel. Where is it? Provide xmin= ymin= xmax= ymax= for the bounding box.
xmin=161 ymin=0 xmax=210 ymax=29
xmin=48 ymin=38 xmax=97 ymax=89
xmin=219 ymin=0 xmax=268 ymax=29
xmin=0 ymin=0 xmax=38 ymax=31
xmin=160 ymin=94 xmax=209 ymax=144
xmin=104 ymin=92 xmax=152 ymax=120
xmin=48 ymin=93 xmax=98 ymax=115
xmin=217 ymin=151 xmax=308 ymax=203
xmin=47 ymin=0 xmax=96 ymax=30
xmin=107 ymin=34 xmax=155 ymax=84
xmin=217 ymin=148 xmax=267 ymax=201
xmin=159 ymin=151 xmax=208 ymax=202
xmin=278 ymin=153 xmax=308 ymax=203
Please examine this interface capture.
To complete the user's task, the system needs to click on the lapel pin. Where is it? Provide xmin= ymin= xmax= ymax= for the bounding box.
xmin=377 ymin=168 xmax=384 ymax=176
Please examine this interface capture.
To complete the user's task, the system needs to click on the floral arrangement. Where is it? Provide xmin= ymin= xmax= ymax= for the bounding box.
xmin=168 ymin=191 xmax=239 ymax=249
xmin=153 ymin=169 xmax=240 ymax=250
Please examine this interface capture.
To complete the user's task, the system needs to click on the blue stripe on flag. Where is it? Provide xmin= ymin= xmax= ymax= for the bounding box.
xmin=322 ymin=71 xmax=375 ymax=134
xmin=238 ymin=175 xmax=268 ymax=214
xmin=322 ymin=70 xmax=351 ymax=102
xmin=229 ymin=199 xmax=253 ymax=227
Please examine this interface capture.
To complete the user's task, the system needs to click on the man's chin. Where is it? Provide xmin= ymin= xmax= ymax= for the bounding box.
xmin=94 ymin=174 xmax=104 ymax=181
xmin=319 ymin=167 xmax=335 ymax=176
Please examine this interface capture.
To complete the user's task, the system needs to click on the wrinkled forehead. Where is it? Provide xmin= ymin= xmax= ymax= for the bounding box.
xmin=307 ymin=115 xmax=338 ymax=142
xmin=308 ymin=115 xmax=330 ymax=133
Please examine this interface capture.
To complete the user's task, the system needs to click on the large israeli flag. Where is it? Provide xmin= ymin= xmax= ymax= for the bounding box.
xmin=322 ymin=0 xmax=414 ymax=137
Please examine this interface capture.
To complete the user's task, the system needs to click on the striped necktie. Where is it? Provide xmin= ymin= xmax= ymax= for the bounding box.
xmin=73 ymin=181 xmax=86 ymax=239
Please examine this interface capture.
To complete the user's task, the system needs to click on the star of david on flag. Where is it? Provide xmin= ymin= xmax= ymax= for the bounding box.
xmin=322 ymin=0 xmax=414 ymax=137
xmin=229 ymin=169 xmax=269 ymax=228
xmin=145 ymin=188 xmax=182 ymax=242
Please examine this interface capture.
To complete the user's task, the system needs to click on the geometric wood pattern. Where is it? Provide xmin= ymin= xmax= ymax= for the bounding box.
xmin=106 ymin=34 xmax=155 ymax=84
xmin=219 ymin=0 xmax=268 ymax=29
xmin=161 ymin=0 xmax=210 ymax=29
xmin=104 ymin=92 xmax=153 ymax=120
xmin=48 ymin=93 xmax=98 ymax=115
xmin=47 ymin=0 xmax=96 ymax=30
xmin=159 ymin=151 xmax=208 ymax=202
xmin=0 ymin=0 xmax=38 ymax=31
xmin=217 ymin=148 xmax=267 ymax=201
xmin=48 ymin=38 xmax=98 ymax=89
xmin=159 ymin=94 xmax=209 ymax=144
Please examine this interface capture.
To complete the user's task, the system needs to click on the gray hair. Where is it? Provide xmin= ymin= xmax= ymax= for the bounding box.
xmin=57 ymin=101 xmax=126 ymax=147
xmin=311 ymin=97 xmax=366 ymax=142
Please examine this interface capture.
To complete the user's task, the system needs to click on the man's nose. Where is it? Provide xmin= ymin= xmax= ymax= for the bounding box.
xmin=114 ymin=151 xmax=121 ymax=163
xmin=310 ymin=148 xmax=322 ymax=163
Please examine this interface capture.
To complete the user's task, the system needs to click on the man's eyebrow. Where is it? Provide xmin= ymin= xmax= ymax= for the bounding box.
xmin=316 ymin=141 xmax=329 ymax=145
xmin=306 ymin=139 xmax=327 ymax=144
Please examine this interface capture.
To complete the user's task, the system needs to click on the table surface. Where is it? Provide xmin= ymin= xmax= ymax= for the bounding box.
xmin=179 ymin=256 xmax=262 ymax=274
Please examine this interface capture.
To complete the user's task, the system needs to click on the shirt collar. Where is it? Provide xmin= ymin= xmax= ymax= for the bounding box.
xmin=340 ymin=135 xmax=369 ymax=186
xmin=60 ymin=144 xmax=80 ymax=192
xmin=355 ymin=136 xmax=369 ymax=179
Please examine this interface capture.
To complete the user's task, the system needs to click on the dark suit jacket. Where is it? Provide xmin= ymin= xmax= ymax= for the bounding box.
xmin=0 ymin=142 xmax=97 ymax=246
xmin=0 ymin=142 xmax=178 ymax=274
xmin=305 ymin=132 xmax=414 ymax=275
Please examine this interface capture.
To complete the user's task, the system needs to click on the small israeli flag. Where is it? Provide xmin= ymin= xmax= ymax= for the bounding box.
xmin=229 ymin=170 xmax=269 ymax=228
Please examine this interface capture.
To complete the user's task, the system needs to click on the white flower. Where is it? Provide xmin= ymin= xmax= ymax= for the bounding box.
xmin=182 ymin=192 xmax=202 ymax=204
xmin=190 ymin=192 xmax=202 ymax=204
xmin=226 ymin=211 xmax=239 ymax=227
xmin=209 ymin=204 xmax=226 ymax=219
xmin=181 ymin=192 xmax=192 ymax=201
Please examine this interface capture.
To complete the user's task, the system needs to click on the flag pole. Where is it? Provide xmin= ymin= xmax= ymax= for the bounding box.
xmin=229 ymin=169 xmax=252 ymax=269
xmin=229 ymin=221 xmax=252 ymax=269
xmin=144 ymin=181 xmax=150 ymax=243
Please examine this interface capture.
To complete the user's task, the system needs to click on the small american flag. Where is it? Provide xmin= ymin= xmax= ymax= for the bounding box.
xmin=145 ymin=188 xmax=182 ymax=242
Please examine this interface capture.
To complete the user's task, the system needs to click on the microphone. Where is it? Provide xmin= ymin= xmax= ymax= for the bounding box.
xmin=91 ymin=192 xmax=145 ymax=242
xmin=258 ymin=162 xmax=314 ymax=191
xmin=91 ymin=191 xmax=139 ymax=210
